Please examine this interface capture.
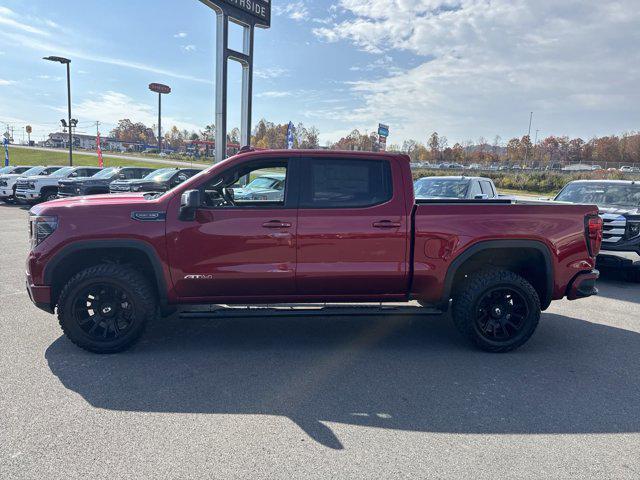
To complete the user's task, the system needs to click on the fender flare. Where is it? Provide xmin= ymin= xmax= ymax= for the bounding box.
xmin=441 ymin=239 xmax=554 ymax=309
xmin=43 ymin=239 xmax=169 ymax=306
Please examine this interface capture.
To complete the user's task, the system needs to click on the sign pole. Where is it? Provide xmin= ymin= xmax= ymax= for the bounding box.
xmin=240 ymin=24 xmax=254 ymax=147
xmin=148 ymin=83 xmax=171 ymax=153
xmin=158 ymin=92 xmax=162 ymax=153
xmin=200 ymin=0 xmax=270 ymax=162
xmin=215 ymin=11 xmax=229 ymax=163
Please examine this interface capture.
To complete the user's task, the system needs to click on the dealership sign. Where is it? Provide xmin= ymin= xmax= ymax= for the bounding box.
xmin=200 ymin=0 xmax=271 ymax=28
xmin=149 ymin=83 xmax=172 ymax=94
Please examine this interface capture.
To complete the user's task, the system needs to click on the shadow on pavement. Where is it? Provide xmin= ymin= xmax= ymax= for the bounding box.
xmin=596 ymin=270 xmax=640 ymax=303
xmin=46 ymin=312 xmax=640 ymax=449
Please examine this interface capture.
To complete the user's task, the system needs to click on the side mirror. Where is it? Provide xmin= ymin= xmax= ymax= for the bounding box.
xmin=180 ymin=189 xmax=201 ymax=221
xmin=70 ymin=172 xmax=78 ymax=177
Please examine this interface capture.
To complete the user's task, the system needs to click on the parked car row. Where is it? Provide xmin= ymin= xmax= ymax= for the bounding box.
xmin=409 ymin=161 xmax=640 ymax=173
xmin=0 ymin=165 xmax=202 ymax=204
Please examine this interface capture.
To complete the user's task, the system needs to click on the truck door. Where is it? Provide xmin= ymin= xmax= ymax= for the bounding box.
xmin=295 ymin=156 xmax=409 ymax=297
xmin=166 ymin=158 xmax=298 ymax=300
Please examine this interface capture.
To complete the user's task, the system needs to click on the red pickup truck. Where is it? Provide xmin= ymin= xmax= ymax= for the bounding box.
xmin=26 ymin=149 xmax=603 ymax=354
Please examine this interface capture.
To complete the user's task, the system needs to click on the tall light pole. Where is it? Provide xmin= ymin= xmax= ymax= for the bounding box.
xmin=149 ymin=83 xmax=171 ymax=153
xmin=43 ymin=56 xmax=73 ymax=166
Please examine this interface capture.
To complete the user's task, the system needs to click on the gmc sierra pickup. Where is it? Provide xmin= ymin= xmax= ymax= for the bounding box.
xmin=26 ymin=150 xmax=602 ymax=354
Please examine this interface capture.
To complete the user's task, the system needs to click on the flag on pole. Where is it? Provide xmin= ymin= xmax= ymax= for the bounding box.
xmin=96 ymin=131 xmax=103 ymax=167
xmin=286 ymin=121 xmax=294 ymax=149
xmin=3 ymin=137 xmax=9 ymax=167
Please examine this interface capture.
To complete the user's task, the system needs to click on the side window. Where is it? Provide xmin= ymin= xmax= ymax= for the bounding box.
xmin=123 ymin=169 xmax=139 ymax=180
xmin=202 ymin=160 xmax=289 ymax=208
xmin=299 ymin=158 xmax=392 ymax=208
xmin=468 ymin=181 xmax=482 ymax=198
xmin=480 ymin=181 xmax=494 ymax=197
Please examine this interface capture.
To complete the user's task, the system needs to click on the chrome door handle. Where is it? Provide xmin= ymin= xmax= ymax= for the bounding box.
xmin=262 ymin=220 xmax=292 ymax=229
xmin=372 ymin=220 xmax=401 ymax=228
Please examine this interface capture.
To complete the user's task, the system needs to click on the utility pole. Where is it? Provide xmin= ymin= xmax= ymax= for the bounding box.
xmin=534 ymin=129 xmax=539 ymax=163
xmin=524 ymin=111 xmax=533 ymax=164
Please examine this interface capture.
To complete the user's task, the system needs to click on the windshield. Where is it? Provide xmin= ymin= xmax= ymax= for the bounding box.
xmin=142 ymin=168 xmax=177 ymax=181
xmin=555 ymin=182 xmax=640 ymax=208
xmin=50 ymin=167 xmax=76 ymax=178
xmin=246 ymin=177 xmax=278 ymax=190
xmin=414 ymin=178 xmax=469 ymax=199
xmin=91 ymin=167 xmax=118 ymax=179
xmin=21 ymin=167 xmax=45 ymax=177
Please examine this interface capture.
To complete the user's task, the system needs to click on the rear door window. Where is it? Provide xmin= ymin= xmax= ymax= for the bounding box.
xmin=468 ymin=181 xmax=482 ymax=198
xmin=480 ymin=181 xmax=495 ymax=197
xmin=299 ymin=158 xmax=393 ymax=208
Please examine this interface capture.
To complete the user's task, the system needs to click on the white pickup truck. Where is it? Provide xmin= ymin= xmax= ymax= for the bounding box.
xmin=0 ymin=166 xmax=62 ymax=203
xmin=15 ymin=166 xmax=102 ymax=203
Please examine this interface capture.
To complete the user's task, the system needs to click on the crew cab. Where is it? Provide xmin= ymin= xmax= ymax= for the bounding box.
xmin=15 ymin=166 xmax=103 ymax=203
xmin=57 ymin=166 xmax=155 ymax=197
xmin=26 ymin=150 xmax=602 ymax=354
xmin=109 ymin=168 xmax=201 ymax=194
xmin=7 ymin=166 xmax=65 ymax=203
xmin=414 ymin=176 xmax=498 ymax=200
xmin=0 ymin=166 xmax=37 ymax=202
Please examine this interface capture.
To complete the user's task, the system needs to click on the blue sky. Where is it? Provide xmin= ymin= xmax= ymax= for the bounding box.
xmin=0 ymin=0 xmax=638 ymax=147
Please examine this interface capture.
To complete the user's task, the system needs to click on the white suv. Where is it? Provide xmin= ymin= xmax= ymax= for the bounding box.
xmin=15 ymin=166 xmax=101 ymax=203
xmin=0 ymin=166 xmax=53 ymax=203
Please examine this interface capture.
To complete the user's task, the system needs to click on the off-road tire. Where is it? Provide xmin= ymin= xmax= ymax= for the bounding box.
xmin=452 ymin=269 xmax=541 ymax=353
xmin=57 ymin=264 xmax=157 ymax=353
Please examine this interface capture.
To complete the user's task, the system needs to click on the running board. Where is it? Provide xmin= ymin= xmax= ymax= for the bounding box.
xmin=179 ymin=303 xmax=443 ymax=319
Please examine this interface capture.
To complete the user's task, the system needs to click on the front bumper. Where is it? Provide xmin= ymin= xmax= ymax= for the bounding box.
xmin=25 ymin=274 xmax=53 ymax=313
xmin=601 ymin=240 xmax=640 ymax=255
xmin=566 ymin=270 xmax=599 ymax=300
xmin=0 ymin=188 xmax=15 ymax=198
xmin=15 ymin=189 xmax=40 ymax=201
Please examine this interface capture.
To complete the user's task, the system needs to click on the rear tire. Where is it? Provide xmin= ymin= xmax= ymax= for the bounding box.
xmin=452 ymin=269 xmax=541 ymax=352
xmin=57 ymin=264 xmax=157 ymax=353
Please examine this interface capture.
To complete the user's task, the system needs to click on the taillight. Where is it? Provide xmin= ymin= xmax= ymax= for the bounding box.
xmin=585 ymin=215 xmax=603 ymax=257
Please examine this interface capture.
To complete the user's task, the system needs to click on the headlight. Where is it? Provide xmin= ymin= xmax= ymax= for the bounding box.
xmin=29 ymin=215 xmax=58 ymax=248
xmin=28 ymin=182 xmax=36 ymax=189
xmin=628 ymin=222 xmax=640 ymax=238
xmin=132 ymin=186 xmax=141 ymax=192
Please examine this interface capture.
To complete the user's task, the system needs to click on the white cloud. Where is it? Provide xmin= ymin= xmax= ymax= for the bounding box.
xmin=0 ymin=6 xmax=50 ymax=36
xmin=273 ymin=1 xmax=309 ymax=21
xmin=255 ymin=67 xmax=289 ymax=79
xmin=65 ymin=91 xmax=203 ymax=133
xmin=182 ymin=44 xmax=197 ymax=52
xmin=0 ymin=30 xmax=209 ymax=84
xmin=37 ymin=75 xmax=63 ymax=81
xmin=312 ymin=0 xmax=640 ymax=141
xmin=257 ymin=91 xmax=292 ymax=98
xmin=174 ymin=32 xmax=188 ymax=38
xmin=0 ymin=79 xmax=16 ymax=86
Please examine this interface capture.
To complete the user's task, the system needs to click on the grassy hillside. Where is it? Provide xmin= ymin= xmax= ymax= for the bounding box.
xmin=5 ymin=147 xmax=193 ymax=169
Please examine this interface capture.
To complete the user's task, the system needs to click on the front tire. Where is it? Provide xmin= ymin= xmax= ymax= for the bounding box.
xmin=42 ymin=191 xmax=59 ymax=202
xmin=57 ymin=264 xmax=157 ymax=353
xmin=452 ymin=269 xmax=541 ymax=352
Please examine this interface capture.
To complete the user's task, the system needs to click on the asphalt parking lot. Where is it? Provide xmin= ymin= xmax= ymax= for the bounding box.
xmin=1 ymin=203 xmax=639 ymax=479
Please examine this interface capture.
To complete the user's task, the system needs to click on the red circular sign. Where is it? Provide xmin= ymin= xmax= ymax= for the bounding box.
xmin=149 ymin=83 xmax=171 ymax=94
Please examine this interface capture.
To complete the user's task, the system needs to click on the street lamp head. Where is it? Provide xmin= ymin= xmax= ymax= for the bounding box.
xmin=43 ymin=56 xmax=71 ymax=64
